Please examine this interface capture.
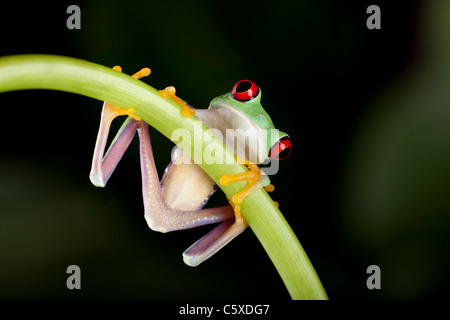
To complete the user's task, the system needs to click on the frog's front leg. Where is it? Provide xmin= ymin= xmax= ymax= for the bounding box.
xmin=220 ymin=157 xmax=274 ymax=214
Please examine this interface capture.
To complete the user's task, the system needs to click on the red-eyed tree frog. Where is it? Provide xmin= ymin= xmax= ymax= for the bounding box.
xmin=89 ymin=66 xmax=291 ymax=267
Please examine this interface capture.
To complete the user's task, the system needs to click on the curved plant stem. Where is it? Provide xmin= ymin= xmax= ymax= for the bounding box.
xmin=0 ymin=54 xmax=327 ymax=299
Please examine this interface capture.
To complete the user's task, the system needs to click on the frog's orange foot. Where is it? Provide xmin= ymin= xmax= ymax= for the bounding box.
xmin=158 ymin=86 xmax=196 ymax=118
xmin=226 ymin=196 xmax=241 ymax=216
xmin=103 ymin=103 xmax=141 ymax=121
xmin=131 ymin=67 xmax=151 ymax=80
xmin=220 ymin=160 xmax=268 ymax=212
xmin=109 ymin=65 xmax=152 ymax=121
xmin=113 ymin=65 xmax=151 ymax=80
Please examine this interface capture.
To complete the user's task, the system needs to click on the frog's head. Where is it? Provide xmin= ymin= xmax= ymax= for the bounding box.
xmin=208 ymin=80 xmax=291 ymax=165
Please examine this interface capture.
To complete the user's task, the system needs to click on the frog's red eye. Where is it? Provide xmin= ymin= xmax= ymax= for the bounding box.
xmin=269 ymin=136 xmax=291 ymax=160
xmin=231 ymin=79 xmax=259 ymax=101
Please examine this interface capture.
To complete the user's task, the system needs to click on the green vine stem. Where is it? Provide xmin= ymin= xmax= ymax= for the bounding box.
xmin=0 ymin=54 xmax=327 ymax=300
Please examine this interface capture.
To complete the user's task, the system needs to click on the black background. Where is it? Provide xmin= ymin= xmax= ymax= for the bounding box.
xmin=1 ymin=0 xmax=448 ymax=300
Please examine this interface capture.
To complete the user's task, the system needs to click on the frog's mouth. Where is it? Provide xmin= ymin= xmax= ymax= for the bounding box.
xmin=195 ymin=98 xmax=267 ymax=164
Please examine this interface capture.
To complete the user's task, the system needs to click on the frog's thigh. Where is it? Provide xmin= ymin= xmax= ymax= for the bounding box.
xmin=161 ymin=160 xmax=217 ymax=211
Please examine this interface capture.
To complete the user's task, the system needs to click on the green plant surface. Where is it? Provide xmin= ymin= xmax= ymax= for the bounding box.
xmin=0 ymin=54 xmax=327 ymax=300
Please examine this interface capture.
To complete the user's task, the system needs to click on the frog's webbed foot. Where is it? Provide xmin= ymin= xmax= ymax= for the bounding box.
xmin=220 ymin=156 xmax=275 ymax=214
xmin=158 ymin=86 xmax=196 ymax=118
xmin=99 ymin=65 xmax=146 ymax=122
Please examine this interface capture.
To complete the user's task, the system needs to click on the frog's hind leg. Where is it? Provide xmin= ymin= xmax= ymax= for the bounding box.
xmin=90 ymin=102 xmax=141 ymax=187
xmin=136 ymin=121 xmax=235 ymax=233
xmin=137 ymin=121 xmax=248 ymax=266
xmin=182 ymin=212 xmax=248 ymax=267
xmin=90 ymin=65 xmax=147 ymax=187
